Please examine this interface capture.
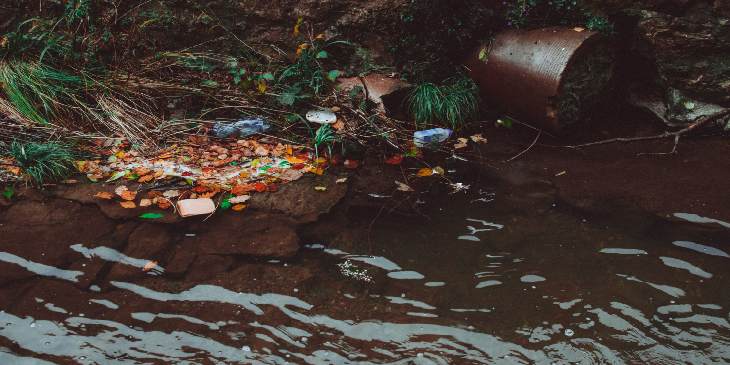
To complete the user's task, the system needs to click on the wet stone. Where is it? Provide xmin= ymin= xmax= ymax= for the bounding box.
xmin=191 ymin=213 xmax=300 ymax=259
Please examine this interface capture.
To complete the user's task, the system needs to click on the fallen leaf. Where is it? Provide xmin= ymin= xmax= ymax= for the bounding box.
xmin=142 ymin=261 xmax=158 ymax=272
xmin=139 ymin=198 xmax=153 ymax=207
xmin=454 ymin=138 xmax=469 ymax=149
xmin=228 ymin=195 xmax=250 ymax=204
xmin=232 ymin=204 xmax=247 ymax=212
xmin=314 ymin=186 xmax=327 ymax=192
xmin=385 ymin=155 xmax=403 ymax=165
xmin=279 ymin=169 xmax=304 ymax=182
xmin=336 ymin=177 xmax=348 ymax=184
xmin=162 ymin=190 xmax=180 ymax=198
xmin=332 ymin=119 xmax=345 ymax=131
xmin=157 ymin=199 xmax=172 ymax=210
xmin=555 ymin=170 xmax=567 ymax=177
xmin=573 ymin=27 xmax=585 ymax=32
xmin=94 ymin=191 xmax=114 ymax=200
xmin=470 ymin=134 xmax=487 ymax=144
xmin=416 ymin=168 xmax=434 ymax=177
xmin=114 ymin=185 xmax=128 ymax=197
xmin=433 ymin=166 xmax=445 ymax=176
xmin=395 ymin=181 xmax=414 ymax=192
xmin=106 ymin=170 xmax=129 ymax=182
xmin=231 ymin=184 xmax=255 ymax=195
xmin=120 ymin=201 xmax=136 ymax=209
xmin=139 ymin=212 xmax=163 ymax=219
xmin=254 ymin=182 xmax=267 ymax=193
xmin=138 ymin=174 xmax=155 ymax=183
xmin=120 ymin=190 xmax=137 ymax=201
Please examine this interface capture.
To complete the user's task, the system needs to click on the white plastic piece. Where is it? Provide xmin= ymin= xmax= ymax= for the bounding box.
xmin=305 ymin=109 xmax=337 ymax=124
xmin=177 ymin=198 xmax=216 ymax=217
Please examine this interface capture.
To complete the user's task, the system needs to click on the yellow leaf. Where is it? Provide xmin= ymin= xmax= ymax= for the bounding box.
xmin=257 ymin=80 xmax=268 ymax=94
xmin=293 ymin=17 xmax=304 ymax=36
xmin=416 ymin=168 xmax=434 ymax=177
xmin=286 ymin=145 xmax=293 ymax=156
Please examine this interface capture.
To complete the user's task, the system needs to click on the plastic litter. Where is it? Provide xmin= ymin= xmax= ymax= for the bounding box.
xmin=212 ymin=118 xmax=271 ymax=138
xmin=305 ymin=109 xmax=337 ymax=124
xmin=414 ymin=128 xmax=452 ymax=147
xmin=177 ymin=198 xmax=216 ymax=217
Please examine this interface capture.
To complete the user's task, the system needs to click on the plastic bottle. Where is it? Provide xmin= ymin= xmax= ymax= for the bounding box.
xmin=212 ymin=118 xmax=271 ymax=138
xmin=413 ymin=128 xmax=453 ymax=147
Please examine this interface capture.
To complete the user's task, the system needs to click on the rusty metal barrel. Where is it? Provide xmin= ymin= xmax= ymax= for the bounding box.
xmin=467 ymin=27 xmax=613 ymax=131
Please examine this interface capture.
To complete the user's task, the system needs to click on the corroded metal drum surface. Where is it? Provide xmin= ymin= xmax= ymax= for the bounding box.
xmin=467 ymin=27 xmax=604 ymax=131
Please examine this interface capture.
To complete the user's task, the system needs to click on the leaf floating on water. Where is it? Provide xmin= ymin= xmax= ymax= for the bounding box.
xmin=232 ymin=204 xmax=247 ymax=212
xmin=139 ymin=212 xmax=164 ymax=219
xmin=336 ymin=177 xmax=348 ymax=184
xmin=314 ymin=186 xmax=327 ymax=192
xmin=433 ymin=166 xmax=445 ymax=176
xmin=142 ymin=260 xmax=158 ymax=272
xmin=120 ymin=201 xmax=136 ymax=209
xmin=94 ymin=191 xmax=113 ymax=200
xmin=454 ymin=138 xmax=469 ymax=149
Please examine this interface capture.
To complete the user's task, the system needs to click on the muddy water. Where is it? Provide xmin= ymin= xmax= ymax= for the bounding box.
xmin=1 ymin=181 xmax=729 ymax=364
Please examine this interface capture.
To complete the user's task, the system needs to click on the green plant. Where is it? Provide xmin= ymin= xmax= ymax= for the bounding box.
xmin=276 ymin=39 xmax=343 ymax=107
xmin=9 ymin=141 xmax=76 ymax=185
xmin=313 ymin=124 xmax=338 ymax=157
xmin=408 ymin=77 xmax=479 ymax=129
xmin=0 ymin=61 xmax=84 ymax=125
xmin=504 ymin=0 xmax=612 ymax=32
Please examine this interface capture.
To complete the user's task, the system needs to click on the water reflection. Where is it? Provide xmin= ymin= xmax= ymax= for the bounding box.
xmin=0 ymin=192 xmax=729 ymax=364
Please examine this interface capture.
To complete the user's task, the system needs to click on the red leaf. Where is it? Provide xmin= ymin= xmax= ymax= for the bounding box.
xmin=385 ymin=155 xmax=403 ymax=165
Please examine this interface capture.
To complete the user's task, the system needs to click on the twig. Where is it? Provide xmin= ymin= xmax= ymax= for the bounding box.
xmin=564 ymin=110 xmax=729 ymax=152
xmin=506 ymin=130 xmax=541 ymax=162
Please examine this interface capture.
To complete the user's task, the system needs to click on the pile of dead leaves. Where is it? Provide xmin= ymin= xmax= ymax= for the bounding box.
xmin=80 ymin=136 xmax=325 ymax=213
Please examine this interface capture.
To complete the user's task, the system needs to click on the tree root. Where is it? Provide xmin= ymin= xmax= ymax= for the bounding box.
xmin=564 ymin=110 xmax=730 ymax=154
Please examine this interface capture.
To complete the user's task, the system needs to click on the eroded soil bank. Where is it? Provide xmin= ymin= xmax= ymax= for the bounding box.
xmin=0 ymin=110 xmax=729 ymax=364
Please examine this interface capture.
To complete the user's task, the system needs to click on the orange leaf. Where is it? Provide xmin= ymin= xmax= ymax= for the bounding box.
xmin=120 ymin=201 xmax=136 ymax=209
xmin=157 ymin=199 xmax=172 ymax=210
xmin=139 ymin=198 xmax=153 ymax=207
xmin=120 ymin=190 xmax=137 ymax=201
xmin=416 ymin=168 xmax=434 ymax=177
xmin=286 ymin=156 xmax=306 ymax=164
xmin=254 ymin=182 xmax=267 ymax=193
xmin=94 ymin=191 xmax=114 ymax=200
xmin=138 ymin=174 xmax=154 ymax=183
xmin=231 ymin=184 xmax=255 ymax=196
xmin=232 ymin=204 xmax=247 ymax=212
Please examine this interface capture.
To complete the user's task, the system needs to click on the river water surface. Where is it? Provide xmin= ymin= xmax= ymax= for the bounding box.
xmin=0 ymin=177 xmax=729 ymax=364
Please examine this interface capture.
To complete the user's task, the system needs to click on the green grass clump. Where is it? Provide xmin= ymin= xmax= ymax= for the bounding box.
xmin=9 ymin=141 xmax=76 ymax=185
xmin=408 ymin=77 xmax=479 ymax=129
xmin=0 ymin=61 xmax=83 ymax=125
